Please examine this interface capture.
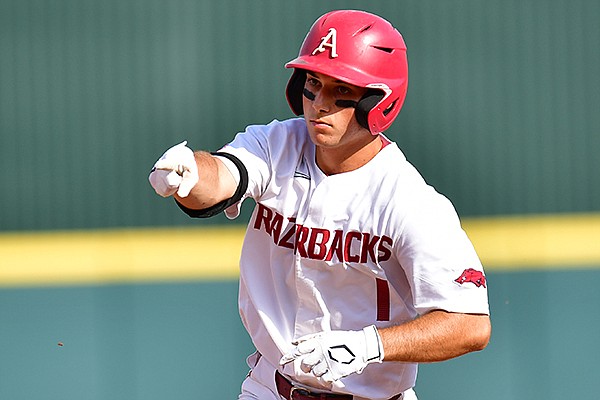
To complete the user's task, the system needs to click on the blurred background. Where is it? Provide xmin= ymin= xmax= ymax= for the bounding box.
xmin=1 ymin=0 xmax=599 ymax=399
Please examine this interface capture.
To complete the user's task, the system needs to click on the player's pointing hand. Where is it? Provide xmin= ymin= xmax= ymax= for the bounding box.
xmin=149 ymin=141 xmax=199 ymax=198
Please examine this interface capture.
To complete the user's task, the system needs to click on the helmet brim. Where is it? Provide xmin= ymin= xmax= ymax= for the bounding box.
xmin=285 ymin=56 xmax=376 ymax=90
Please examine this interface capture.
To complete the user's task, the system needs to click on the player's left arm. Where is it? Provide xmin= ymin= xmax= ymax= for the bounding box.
xmin=280 ymin=310 xmax=490 ymax=382
xmin=378 ymin=309 xmax=491 ymax=362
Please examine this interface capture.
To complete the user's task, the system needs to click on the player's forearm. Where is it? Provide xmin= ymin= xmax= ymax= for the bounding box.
xmin=378 ymin=310 xmax=491 ymax=363
xmin=174 ymin=151 xmax=237 ymax=210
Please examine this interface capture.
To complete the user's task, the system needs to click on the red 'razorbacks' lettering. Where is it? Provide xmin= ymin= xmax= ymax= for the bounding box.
xmin=295 ymin=225 xmax=310 ymax=258
xmin=378 ymin=236 xmax=393 ymax=262
xmin=279 ymin=220 xmax=296 ymax=249
xmin=253 ymin=203 xmax=273 ymax=232
xmin=344 ymin=231 xmax=362 ymax=263
xmin=271 ymin=212 xmax=284 ymax=244
xmin=325 ymin=230 xmax=344 ymax=262
xmin=308 ymin=228 xmax=330 ymax=260
xmin=253 ymin=203 xmax=394 ymax=264
xmin=360 ymin=233 xmax=380 ymax=263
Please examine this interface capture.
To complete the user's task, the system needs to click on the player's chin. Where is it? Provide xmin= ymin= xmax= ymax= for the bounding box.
xmin=308 ymin=130 xmax=340 ymax=148
xmin=307 ymin=124 xmax=336 ymax=143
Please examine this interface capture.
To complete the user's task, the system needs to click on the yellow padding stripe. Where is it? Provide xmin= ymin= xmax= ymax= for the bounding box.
xmin=1 ymin=213 xmax=599 ymax=287
xmin=0 ymin=226 xmax=245 ymax=287
xmin=463 ymin=213 xmax=600 ymax=271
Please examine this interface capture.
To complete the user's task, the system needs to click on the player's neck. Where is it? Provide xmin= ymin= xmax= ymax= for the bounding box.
xmin=316 ymin=135 xmax=383 ymax=175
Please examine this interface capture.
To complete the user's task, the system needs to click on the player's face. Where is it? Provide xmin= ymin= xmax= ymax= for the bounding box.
xmin=302 ymin=72 xmax=371 ymax=151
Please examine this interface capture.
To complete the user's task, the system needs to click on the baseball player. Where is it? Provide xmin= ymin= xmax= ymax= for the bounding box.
xmin=149 ymin=10 xmax=490 ymax=400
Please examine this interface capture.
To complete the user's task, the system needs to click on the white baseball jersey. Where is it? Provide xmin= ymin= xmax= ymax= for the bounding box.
xmin=216 ymin=118 xmax=489 ymax=399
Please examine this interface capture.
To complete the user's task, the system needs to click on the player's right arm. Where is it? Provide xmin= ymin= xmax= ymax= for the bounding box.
xmin=148 ymin=141 xmax=238 ymax=211
xmin=175 ymin=150 xmax=238 ymax=210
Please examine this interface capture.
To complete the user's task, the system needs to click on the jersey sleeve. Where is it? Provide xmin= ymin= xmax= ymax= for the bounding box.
xmin=395 ymin=191 xmax=490 ymax=316
xmin=216 ymin=118 xmax=305 ymax=219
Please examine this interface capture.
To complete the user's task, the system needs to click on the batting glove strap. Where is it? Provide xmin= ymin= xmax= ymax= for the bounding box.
xmin=363 ymin=325 xmax=385 ymax=363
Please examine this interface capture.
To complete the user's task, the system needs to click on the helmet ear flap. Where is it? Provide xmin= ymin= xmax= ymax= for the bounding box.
xmin=355 ymin=89 xmax=384 ymax=132
xmin=286 ymin=69 xmax=307 ymax=116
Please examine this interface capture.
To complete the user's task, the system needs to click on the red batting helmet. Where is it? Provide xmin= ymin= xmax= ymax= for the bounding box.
xmin=285 ymin=10 xmax=408 ymax=134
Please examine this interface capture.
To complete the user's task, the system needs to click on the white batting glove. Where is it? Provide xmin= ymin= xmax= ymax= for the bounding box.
xmin=148 ymin=141 xmax=199 ymax=198
xmin=280 ymin=325 xmax=384 ymax=383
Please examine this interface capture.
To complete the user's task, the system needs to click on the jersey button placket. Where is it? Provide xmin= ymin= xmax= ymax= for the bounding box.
xmin=292 ymin=180 xmax=327 ymax=338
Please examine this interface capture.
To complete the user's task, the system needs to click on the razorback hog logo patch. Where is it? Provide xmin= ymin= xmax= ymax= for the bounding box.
xmin=455 ymin=268 xmax=487 ymax=288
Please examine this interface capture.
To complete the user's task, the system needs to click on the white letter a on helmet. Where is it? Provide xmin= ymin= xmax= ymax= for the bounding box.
xmin=312 ymin=28 xmax=338 ymax=58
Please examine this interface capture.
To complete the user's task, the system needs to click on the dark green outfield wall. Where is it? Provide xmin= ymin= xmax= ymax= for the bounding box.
xmin=0 ymin=281 xmax=252 ymax=399
xmin=1 ymin=269 xmax=600 ymax=400
xmin=1 ymin=0 xmax=599 ymax=231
